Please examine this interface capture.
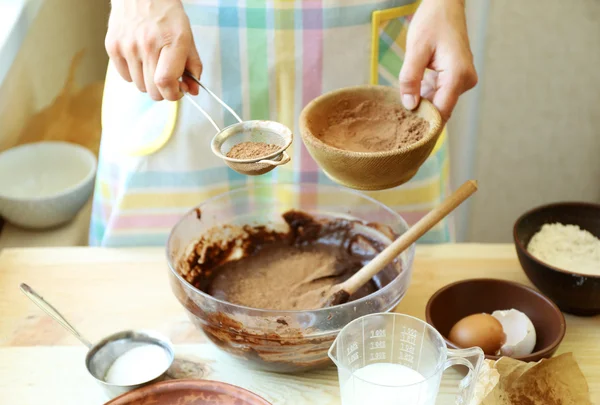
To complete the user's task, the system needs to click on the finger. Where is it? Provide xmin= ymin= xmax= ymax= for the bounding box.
xmin=179 ymin=80 xmax=190 ymax=95
xmin=111 ymin=56 xmax=133 ymax=83
xmin=420 ymin=70 xmax=438 ymax=101
xmin=105 ymin=35 xmax=132 ymax=82
xmin=420 ymin=82 xmax=436 ymax=101
xmin=182 ymin=76 xmax=199 ymax=96
xmin=183 ymin=46 xmax=203 ymax=96
xmin=127 ymin=58 xmax=146 ymax=92
xmin=399 ymin=44 xmax=431 ymax=110
xmin=143 ymin=50 xmax=162 ymax=101
xmin=155 ymin=43 xmax=188 ymax=101
xmin=432 ymin=74 xmax=461 ymax=123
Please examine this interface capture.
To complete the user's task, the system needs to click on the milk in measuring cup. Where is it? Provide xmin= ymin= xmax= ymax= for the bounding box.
xmin=332 ymin=314 xmax=483 ymax=405
xmin=341 ymin=363 xmax=436 ymax=405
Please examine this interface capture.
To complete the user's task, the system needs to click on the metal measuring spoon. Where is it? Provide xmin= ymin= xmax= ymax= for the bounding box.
xmin=20 ymin=283 xmax=174 ymax=399
xmin=182 ymin=70 xmax=293 ymax=176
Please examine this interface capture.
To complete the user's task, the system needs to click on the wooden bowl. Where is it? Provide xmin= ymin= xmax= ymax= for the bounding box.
xmin=514 ymin=201 xmax=600 ymax=316
xmin=426 ymin=278 xmax=566 ymax=362
xmin=299 ymin=85 xmax=443 ymax=190
xmin=106 ymin=379 xmax=272 ymax=405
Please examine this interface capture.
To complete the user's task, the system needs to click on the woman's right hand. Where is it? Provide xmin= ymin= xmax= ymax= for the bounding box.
xmin=105 ymin=0 xmax=202 ymax=101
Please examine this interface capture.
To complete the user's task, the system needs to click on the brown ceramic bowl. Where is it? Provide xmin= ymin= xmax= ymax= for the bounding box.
xmin=105 ymin=379 xmax=272 ymax=405
xmin=299 ymin=85 xmax=443 ymax=191
xmin=425 ymin=278 xmax=566 ymax=362
xmin=514 ymin=201 xmax=600 ymax=316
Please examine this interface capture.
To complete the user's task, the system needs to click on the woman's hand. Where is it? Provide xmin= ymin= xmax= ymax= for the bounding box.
xmin=105 ymin=0 xmax=202 ymax=101
xmin=399 ymin=0 xmax=477 ymax=122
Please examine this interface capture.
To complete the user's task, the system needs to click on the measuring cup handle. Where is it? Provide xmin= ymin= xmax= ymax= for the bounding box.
xmin=444 ymin=347 xmax=485 ymax=405
xmin=19 ymin=283 xmax=94 ymax=348
xmin=257 ymin=151 xmax=291 ymax=167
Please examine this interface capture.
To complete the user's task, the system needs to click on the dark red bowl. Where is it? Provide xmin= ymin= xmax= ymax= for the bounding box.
xmin=106 ymin=379 xmax=272 ymax=405
xmin=513 ymin=201 xmax=600 ymax=316
xmin=426 ymin=278 xmax=565 ymax=362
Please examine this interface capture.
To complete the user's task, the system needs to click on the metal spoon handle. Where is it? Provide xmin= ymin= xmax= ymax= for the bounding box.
xmin=183 ymin=70 xmax=243 ymax=123
xmin=19 ymin=283 xmax=93 ymax=348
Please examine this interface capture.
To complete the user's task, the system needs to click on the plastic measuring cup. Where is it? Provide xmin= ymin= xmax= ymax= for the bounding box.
xmin=329 ymin=313 xmax=484 ymax=405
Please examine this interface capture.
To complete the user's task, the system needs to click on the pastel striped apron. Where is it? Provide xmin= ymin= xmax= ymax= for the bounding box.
xmin=90 ymin=0 xmax=453 ymax=247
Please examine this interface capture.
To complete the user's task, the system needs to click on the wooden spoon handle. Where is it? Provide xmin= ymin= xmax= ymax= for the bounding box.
xmin=336 ymin=180 xmax=478 ymax=298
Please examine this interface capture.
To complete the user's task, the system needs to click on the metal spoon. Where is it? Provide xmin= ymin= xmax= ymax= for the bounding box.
xmin=20 ymin=283 xmax=174 ymax=399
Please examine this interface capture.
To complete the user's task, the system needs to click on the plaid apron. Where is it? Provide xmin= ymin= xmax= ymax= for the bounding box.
xmin=90 ymin=0 xmax=452 ymax=247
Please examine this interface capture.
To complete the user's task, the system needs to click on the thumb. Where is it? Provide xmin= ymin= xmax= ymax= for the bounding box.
xmin=399 ymin=45 xmax=431 ymax=110
xmin=182 ymin=46 xmax=203 ymax=96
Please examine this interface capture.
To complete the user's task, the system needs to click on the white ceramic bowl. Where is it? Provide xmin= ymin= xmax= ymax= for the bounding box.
xmin=0 ymin=141 xmax=97 ymax=229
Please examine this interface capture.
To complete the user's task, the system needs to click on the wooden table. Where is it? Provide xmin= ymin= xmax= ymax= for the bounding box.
xmin=0 ymin=244 xmax=598 ymax=404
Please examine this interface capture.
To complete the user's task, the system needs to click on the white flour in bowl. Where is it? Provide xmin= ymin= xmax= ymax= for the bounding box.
xmin=527 ymin=223 xmax=600 ymax=276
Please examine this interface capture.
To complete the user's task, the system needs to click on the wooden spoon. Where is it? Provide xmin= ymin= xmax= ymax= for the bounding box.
xmin=323 ymin=180 xmax=478 ymax=307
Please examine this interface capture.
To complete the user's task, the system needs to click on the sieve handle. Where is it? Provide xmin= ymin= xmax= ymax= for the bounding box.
xmin=444 ymin=347 xmax=485 ymax=405
xmin=257 ymin=151 xmax=291 ymax=167
xmin=183 ymin=70 xmax=243 ymax=124
xmin=184 ymin=94 xmax=221 ymax=132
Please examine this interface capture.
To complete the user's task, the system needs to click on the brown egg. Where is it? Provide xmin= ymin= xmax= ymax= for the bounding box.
xmin=448 ymin=313 xmax=506 ymax=355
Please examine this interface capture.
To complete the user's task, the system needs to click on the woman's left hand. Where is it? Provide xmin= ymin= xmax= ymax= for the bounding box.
xmin=399 ymin=0 xmax=477 ymax=123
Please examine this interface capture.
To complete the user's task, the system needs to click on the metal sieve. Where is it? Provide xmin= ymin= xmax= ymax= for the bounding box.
xmin=183 ymin=71 xmax=293 ymax=176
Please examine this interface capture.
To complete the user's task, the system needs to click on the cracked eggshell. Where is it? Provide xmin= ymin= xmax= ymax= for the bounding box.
xmin=491 ymin=309 xmax=537 ymax=357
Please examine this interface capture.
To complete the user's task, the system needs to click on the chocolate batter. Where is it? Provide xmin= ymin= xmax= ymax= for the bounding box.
xmin=317 ymin=100 xmax=429 ymax=153
xmin=181 ymin=210 xmax=401 ymax=311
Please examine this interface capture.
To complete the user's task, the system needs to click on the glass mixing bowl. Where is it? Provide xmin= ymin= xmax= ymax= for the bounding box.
xmin=166 ymin=183 xmax=415 ymax=373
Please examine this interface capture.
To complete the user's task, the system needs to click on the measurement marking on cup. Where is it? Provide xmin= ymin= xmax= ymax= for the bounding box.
xmin=346 ymin=341 xmax=359 ymax=364
xmin=399 ymin=331 xmax=417 ymax=345
xmin=346 ymin=342 xmax=359 ymax=356
xmin=369 ymin=329 xmax=386 ymax=339
xmin=369 ymin=341 xmax=386 ymax=350
xmin=398 ymin=351 xmax=415 ymax=364
xmin=398 ymin=342 xmax=415 ymax=354
xmin=369 ymin=352 xmax=386 ymax=361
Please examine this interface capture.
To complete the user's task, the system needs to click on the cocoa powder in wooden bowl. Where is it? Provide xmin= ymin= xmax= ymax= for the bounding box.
xmin=299 ymin=85 xmax=443 ymax=191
